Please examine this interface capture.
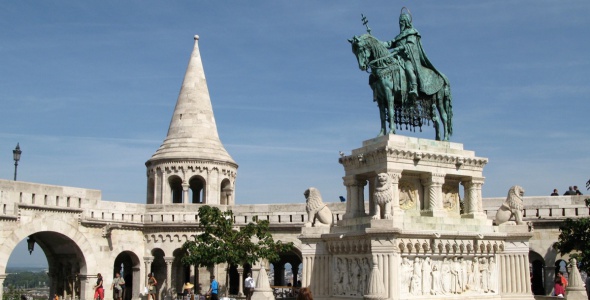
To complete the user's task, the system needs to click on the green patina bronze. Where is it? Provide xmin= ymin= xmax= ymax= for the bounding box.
xmin=349 ymin=8 xmax=453 ymax=141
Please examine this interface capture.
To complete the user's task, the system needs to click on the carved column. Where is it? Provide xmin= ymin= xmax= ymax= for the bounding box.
xmin=165 ymin=257 xmax=175 ymax=300
xmin=388 ymin=171 xmax=404 ymax=216
xmin=182 ymin=182 xmax=190 ymax=204
xmin=237 ymin=266 xmax=244 ymax=296
xmin=144 ymin=257 xmax=154 ymax=287
xmin=461 ymin=177 xmax=486 ymax=219
xmin=421 ymin=173 xmax=445 ymax=217
xmin=342 ymin=176 xmax=366 ymax=219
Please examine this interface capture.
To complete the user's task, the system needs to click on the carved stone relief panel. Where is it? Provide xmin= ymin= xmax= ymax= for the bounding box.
xmin=399 ymin=175 xmax=421 ymax=212
xmin=399 ymin=181 xmax=418 ymax=211
xmin=442 ymin=182 xmax=460 ymax=213
xmin=398 ymin=254 xmax=498 ymax=297
xmin=332 ymin=256 xmax=371 ymax=297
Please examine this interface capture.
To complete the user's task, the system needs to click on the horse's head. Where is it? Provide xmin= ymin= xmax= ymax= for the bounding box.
xmin=348 ymin=34 xmax=372 ymax=71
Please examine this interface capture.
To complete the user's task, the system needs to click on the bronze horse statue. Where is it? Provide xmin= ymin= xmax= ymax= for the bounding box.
xmin=349 ymin=33 xmax=453 ymax=141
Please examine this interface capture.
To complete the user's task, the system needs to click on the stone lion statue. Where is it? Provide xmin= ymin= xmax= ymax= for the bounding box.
xmin=372 ymin=173 xmax=393 ymax=220
xmin=495 ymin=185 xmax=525 ymax=225
xmin=304 ymin=187 xmax=333 ymax=227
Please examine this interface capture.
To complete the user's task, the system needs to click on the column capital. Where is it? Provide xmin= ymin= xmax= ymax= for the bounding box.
xmin=164 ymin=256 xmax=175 ymax=264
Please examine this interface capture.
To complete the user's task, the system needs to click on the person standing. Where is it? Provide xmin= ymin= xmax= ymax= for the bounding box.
xmin=94 ymin=273 xmax=104 ymax=300
xmin=111 ymin=272 xmax=125 ymax=300
xmin=551 ymin=189 xmax=559 ymax=196
xmin=564 ymin=187 xmax=576 ymax=195
xmin=147 ymin=273 xmax=158 ymax=300
xmin=207 ymin=276 xmax=219 ymax=300
xmin=244 ymin=273 xmax=255 ymax=300
xmin=554 ymin=271 xmax=566 ymax=297
xmin=574 ymin=186 xmax=583 ymax=195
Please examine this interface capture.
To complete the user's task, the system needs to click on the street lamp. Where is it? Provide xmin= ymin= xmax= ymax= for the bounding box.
xmin=27 ymin=236 xmax=35 ymax=255
xmin=13 ymin=143 xmax=21 ymax=181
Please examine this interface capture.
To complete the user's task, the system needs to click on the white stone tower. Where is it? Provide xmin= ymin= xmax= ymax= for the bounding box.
xmin=146 ymin=35 xmax=237 ymax=205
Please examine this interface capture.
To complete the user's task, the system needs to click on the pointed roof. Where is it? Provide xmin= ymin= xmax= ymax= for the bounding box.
xmin=147 ymin=35 xmax=236 ymax=165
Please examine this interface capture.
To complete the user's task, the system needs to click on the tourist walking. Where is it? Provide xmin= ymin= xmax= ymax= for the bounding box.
xmin=147 ymin=272 xmax=158 ymax=300
xmin=244 ymin=273 xmax=255 ymax=300
xmin=94 ymin=273 xmax=104 ymax=300
xmin=207 ymin=275 xmax=219 ymax=300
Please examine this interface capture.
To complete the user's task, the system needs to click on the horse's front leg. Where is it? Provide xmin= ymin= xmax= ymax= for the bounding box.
xmin=374 ymin=83 xmax=388 ymax=137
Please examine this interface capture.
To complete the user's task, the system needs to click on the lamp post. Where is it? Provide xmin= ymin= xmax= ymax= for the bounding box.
xmin=13 ymin=143 xmax=21 ymax=181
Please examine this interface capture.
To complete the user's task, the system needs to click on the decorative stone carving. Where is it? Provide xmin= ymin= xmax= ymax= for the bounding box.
xmin=442 ymin=184 xmax=459 ymax=211
xmin=495 ymin=185 xmax=525 ymax=225
xmin=303 ymin=187 xmax=333 ymax=227
xmin=399 ymin=181 xmax=418 ymax=210
xmin=372 ymin=173 xmax=393 ymax=219
xmin=398 ymin=255 xmax=498 ymax=296
xmin=332 ymin=257 xmax=371 ymax=297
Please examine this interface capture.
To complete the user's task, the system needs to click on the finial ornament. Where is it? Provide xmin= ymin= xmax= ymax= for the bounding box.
xmin=361 ymin=14 xmax=372 ymax=34
xmin=194 ymin=35 xmax=199 ymax=40
xmin=400 ymin=7 xmax=412 ymax=23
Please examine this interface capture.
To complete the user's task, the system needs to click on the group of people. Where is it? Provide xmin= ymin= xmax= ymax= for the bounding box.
xmin=551 ymin=186 xmax=583 ymax=196
xmin=93 ymin=270 xmax=314 ymax=300
xmin=554 ymin=271 xmax=568 ymax=297
xmin=93 ymin=272 xmax=126 ymax=300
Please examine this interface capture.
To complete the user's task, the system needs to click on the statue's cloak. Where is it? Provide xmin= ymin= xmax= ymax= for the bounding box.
xmin=392 ymin=29 xmax=448 ymax=95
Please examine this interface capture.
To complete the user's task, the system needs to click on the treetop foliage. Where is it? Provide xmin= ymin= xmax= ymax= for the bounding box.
xmin=181 ymin=205 xmax=293 ymax=268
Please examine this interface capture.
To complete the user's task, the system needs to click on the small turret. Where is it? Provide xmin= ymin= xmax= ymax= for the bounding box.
xmin=145 ymin=35 xmax=237 ymax=205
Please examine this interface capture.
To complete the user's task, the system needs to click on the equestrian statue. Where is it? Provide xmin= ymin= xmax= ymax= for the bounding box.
xmin=349 ymin=8 xmax=453 ymax=141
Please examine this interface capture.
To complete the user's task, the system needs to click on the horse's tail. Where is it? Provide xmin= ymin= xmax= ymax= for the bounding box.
xmin=444 ymin=82 xmax=453 ymax=136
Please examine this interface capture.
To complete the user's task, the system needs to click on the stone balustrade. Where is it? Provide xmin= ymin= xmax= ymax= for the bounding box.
xmin=1 ymin=179 xmax=588 ymax=227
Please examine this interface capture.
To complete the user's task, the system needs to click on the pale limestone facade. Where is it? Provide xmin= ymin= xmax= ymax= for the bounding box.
xmin=0 ymin=35 xmax=587 ymax=300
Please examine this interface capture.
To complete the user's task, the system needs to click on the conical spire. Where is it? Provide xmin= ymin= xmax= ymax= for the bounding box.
xmin=148 ymin=35 xmax=235 ymax=164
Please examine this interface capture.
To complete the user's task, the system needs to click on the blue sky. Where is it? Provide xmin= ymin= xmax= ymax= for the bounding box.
xmin=0 ymin=0 xmax=589 ymax=213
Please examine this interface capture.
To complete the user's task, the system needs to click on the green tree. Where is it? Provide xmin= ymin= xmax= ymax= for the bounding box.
xmin=181 ymin=206 xmax=293 ymax=294
xmin=2 ymin=285 xmax=25 ymax=300
xmin=553 ymin=193 xmax=590 ymax=273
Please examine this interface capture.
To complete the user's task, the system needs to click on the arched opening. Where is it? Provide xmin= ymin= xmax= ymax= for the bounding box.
xmin=228 ymin=265 xmax=239 ymax=295
xmin=147 ymin=177 xmax=155 ymax=204
xmin=113 ymin=251 xmax=140 ymax=300
xmin=189 ymin=176 xmax=206 ymax=204
xmin=5 ymin=231 xmax=87 ymax=300
xmin=272 ymin=249 xmax=302 ymax=288
xmin=529 ymin=251 xmax=545 ymax=295
xmin=172 ymin=248 xmax=190 ymax=298
xmin=151 ymin=249 xmax=166 ymax=299
xmin=220 ymin=179 xmax=232 ymax=205
xmin=169 ymin=176 xmax=183 ymax=204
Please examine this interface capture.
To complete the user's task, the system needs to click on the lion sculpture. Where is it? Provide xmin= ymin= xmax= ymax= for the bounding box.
xmin=372 ymin=173 xmax=393 ymax=220
xmin=495 ymin=185 xmax=525 ymax=225
xmin=304 ymin=187 xmax=333 ymax=227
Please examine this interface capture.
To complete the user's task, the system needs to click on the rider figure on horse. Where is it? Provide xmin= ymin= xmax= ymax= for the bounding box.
xmin=382 ymin=10 xmax=446 ymax=100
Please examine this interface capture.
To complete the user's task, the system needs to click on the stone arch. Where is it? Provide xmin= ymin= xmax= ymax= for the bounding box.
xmin=172 ymin=248 xmax=189 ymax=297
xmin=113 ymin=250 xmax=141 ymax=300
xmin=220 ymin=178 xmax=233 ymax=205
xmin=150 ymin=248 xmax=166 ymax=299
xmin=147 ymin=177 xmax=156 ymax=204
xmin=189 ymin=175 xmax=206 ymax=204
xmin=529 ymin=250 xmax=545 ymax=295
xmin=169 ymin=175 xmax=183 ymax=204
xmin=0 ymin=222 xmax=93 ymax=300
xmin=272 ymin=246 xmax=303 ymax=287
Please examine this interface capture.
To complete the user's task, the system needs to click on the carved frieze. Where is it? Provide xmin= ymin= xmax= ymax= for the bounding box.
xmin=399 ymin=255 xmax=498 ymax=297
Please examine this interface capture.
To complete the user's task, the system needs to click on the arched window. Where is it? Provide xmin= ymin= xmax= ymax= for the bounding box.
xmin=169 ymin=176 xmax=183 ymax=203
xmin=147 ymin=177 xmax=155 ymax=204
xmin=189 ymin=176 xmax=206 ymax=203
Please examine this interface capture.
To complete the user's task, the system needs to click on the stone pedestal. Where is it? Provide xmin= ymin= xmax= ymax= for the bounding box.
xmin=300 ymin=135 xmax=534 ymax=300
